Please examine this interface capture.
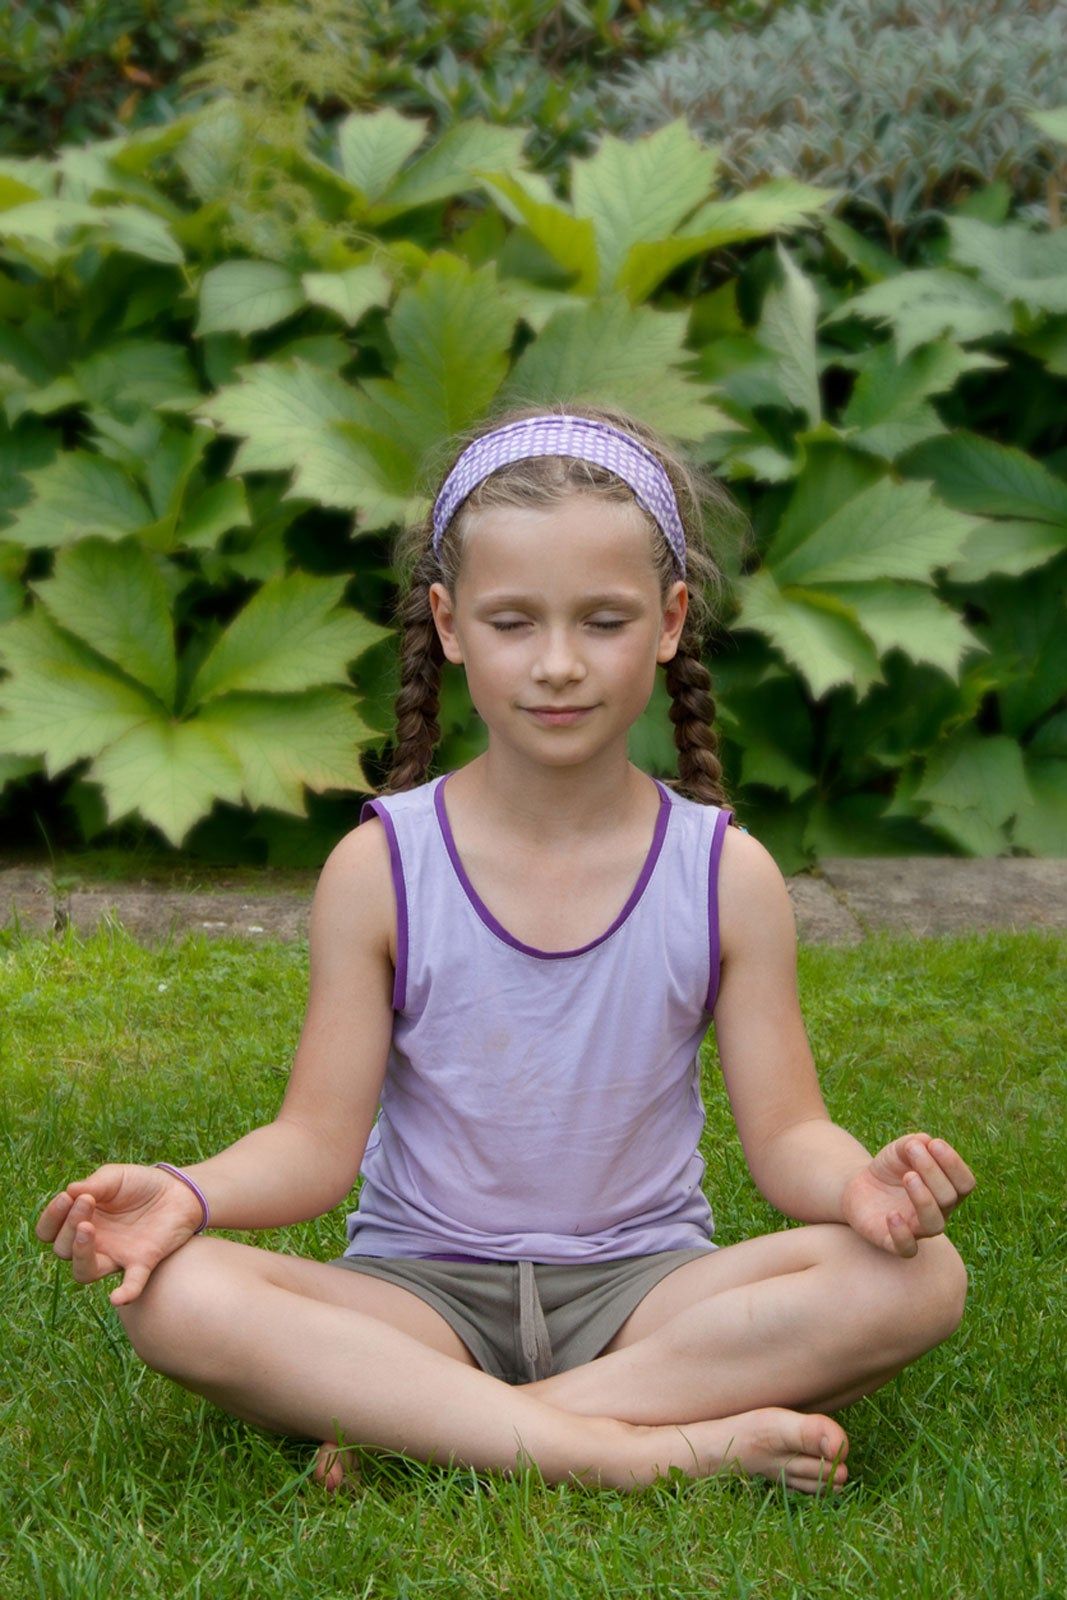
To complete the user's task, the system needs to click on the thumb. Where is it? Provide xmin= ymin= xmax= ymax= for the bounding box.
xmin=110 ymin=1261 xmax=153 ymax=1307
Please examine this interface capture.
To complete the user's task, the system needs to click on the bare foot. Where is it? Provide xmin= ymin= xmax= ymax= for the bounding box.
xmin=313 ymin=1440 xmax=361 ymax=1493
xmin=312 ymin=1408 xmax=849 ymax=1496
xmin=640 ymin=1407 xmax=850 ymax=1495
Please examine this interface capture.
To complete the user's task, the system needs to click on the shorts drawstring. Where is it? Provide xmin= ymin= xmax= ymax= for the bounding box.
xmin=517 ymin=1260 xmax=554 ymax=1382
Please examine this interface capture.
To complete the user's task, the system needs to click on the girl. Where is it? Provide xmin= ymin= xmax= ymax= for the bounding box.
xmin=36 ymin=402 xmax=976 ymax=1498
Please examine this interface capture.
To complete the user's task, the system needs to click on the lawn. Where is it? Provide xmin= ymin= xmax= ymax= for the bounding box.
xmin=2 ymin=922 xmax=1063 ymax=1599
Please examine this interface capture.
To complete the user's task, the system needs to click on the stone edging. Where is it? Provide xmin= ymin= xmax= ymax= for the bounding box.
xmin=1 ymin=859 xmax=1064 ymax=946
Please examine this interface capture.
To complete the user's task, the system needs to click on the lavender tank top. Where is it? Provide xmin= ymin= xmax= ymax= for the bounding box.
xmin=342 ymin=769 xmax=733 ymax=1264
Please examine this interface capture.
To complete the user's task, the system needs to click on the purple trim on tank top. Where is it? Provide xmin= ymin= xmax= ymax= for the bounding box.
xmin=434 ymin=771 xmax=672 ymax=959
xmin=704 ymin=807 xmax=733 ymax=1014
xmin=359 ymin=797 xmax=409 ymax=1013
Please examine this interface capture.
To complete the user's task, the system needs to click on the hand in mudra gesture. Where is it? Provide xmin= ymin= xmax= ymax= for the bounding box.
xmin=842 ymin=1134 xmax=977 ymax=1258
xmin=35 ymin=1163 xmax=205 ymax=1306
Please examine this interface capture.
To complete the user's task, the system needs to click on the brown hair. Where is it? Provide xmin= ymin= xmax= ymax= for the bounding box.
xmin=374 ymin=398 xmax=749 ymax=818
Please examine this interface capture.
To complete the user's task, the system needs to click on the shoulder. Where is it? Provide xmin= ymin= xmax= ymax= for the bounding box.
xmin=312 ymin=816 xmax=397 ymax=965
xmin=717 ymin=822 xmax=796 ymax=967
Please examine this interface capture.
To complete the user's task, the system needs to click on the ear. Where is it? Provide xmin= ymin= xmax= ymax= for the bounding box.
xmin=656 ymin=580 xmax=688 ymax=664
xmin=428 ymin=581 xmax=465 ymax=665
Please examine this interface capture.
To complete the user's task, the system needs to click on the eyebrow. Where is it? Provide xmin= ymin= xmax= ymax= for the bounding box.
xmin=474 ymin=591 xmax=644 ymax=608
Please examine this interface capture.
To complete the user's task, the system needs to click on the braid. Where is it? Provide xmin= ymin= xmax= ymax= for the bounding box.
xmin=663 ymin=630 xmax=732 ymax=813
xmin=378 ymin=546 xmax=444 ymax=795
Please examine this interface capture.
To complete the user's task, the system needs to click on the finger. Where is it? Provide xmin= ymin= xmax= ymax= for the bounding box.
xmin=928 ymin=1138 xmax=978 ymax=1196
xmin=71 ymin=1219 xmax=101 ymax=1284
xmin=886 ymin=1212 xmax=918 ymax=1258
xmin=35 ymin=1191 xmax=74 ymax=1242
xmin=902 ymin=1171 xmax=945 ymax=1235
xmin=52 ymin=1192 xmax=96 ymax=1260
xmin=904 ymin=1141 xmax=957 ymax=1210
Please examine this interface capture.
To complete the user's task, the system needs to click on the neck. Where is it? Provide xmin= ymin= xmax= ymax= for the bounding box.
xmin=452 ymin=749 xmax=659 ymax=846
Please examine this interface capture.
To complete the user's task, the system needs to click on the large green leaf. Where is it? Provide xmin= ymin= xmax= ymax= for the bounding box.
xmin=175 ymin=99 xmax=248 ymax=203
xmin=336 ymin=108 xmax=428 ymax=203
xmin=840 ymin=341 xmax=1002 ymax=462
xmin=374 ymin=120 xmax=528 ymax=219
xmin=901 ymin=433 xmax=1067 ymax=525
xmin=476 ymin=172 xmax=597 ymax=295
xmin=915 ymin=732 xmax=1032 ymax=856
xmin=301 ymin=263 xmax=392 ymax=327
xmin=620 ymin=180 xmax=838 ymax=305
xmin=1013 ymin=758 xmax=1067 ymax=854
xmin=733 ymin=569 xmax=883 ymax=699
xmin=739 ymin=738 xmax=816 ymax=799
xmin=815 ymin=581 xmax=985 ymax=678
xmin=197 ymin=357 xmax=364 ymax=503
xmin=945 ymin=518 xmax=1067 ymax=582
xmin=188 ymin=573 xmax=392 ymax=705
xmin=29 ymin=537 xmax=177 ymax=708
xmin=72 ymin=340 xmax=201 ymax=419
xmin=383 ymin=253 xmax=516 ymax=442
xmin=763 ymin=446 xmax=883 ymax=567
xmin=197 ymin=261 xmax=305 ymax=336
xmin=569 ymin=120 xmax=718 ymax=295
xmin=774 ymin=475 xmax=977 ymax=586
xmin=757 ymin=242 xmax=820 ymax=425
xmin=95 ymin=204 xmax=184 ymax=266
xmin=0 ymin=609 xmax=158 ymax=773
xmin=89 ymin=717 xmax=245 ymax=847
xmin=4 ymin=452 xmax=152 ymax=547
xmin=502 ymin=295 xmax=731 ymax=440
xmin=947 ymin=217 xmax=1067 ymax=317
xmin=197 ymin=689 xmax=377 ymax=812
xmin=824 ymin=269 xmax=1013 ymax=358
xmin=179 ymin=479 xmax=251 ymax=549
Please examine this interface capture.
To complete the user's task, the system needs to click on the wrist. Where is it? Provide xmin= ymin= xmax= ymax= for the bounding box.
xmin=154 ymin=1163 xmax=211 ymax=1233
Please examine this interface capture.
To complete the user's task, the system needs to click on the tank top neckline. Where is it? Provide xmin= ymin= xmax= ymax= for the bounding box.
xmin=433 ymin=769 xmax=673 ymax=960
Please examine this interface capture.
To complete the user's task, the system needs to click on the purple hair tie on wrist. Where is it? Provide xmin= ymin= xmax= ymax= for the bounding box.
xmin=154 ymin=1162 xmax=210 ymax=1234
xmin=431 ymin=414 xmax=688 ymax=577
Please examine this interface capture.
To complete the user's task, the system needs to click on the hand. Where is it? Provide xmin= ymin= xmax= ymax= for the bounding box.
xmin=35 ymin=1163 xmax=206 ymax=1306
xmin=841 ymin=1134 xmax=977 ymax=1258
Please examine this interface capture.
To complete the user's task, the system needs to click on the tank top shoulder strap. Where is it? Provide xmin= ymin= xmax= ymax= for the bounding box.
xmin=357 ymin=779 xmax=439 ymax=1013
xmin=705 ymin=805 xmax=733 ymax=1014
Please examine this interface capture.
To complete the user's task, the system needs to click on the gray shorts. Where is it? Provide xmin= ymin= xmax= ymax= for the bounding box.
xmin=326 ymin=1246 xmax=716 ymax=1386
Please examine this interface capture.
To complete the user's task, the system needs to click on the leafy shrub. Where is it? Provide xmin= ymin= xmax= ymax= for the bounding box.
xmin=0 ymin=0 xmax=231 ymax=156
xmin=0 ymin=101 xmax=1063 ymax=869
xmin=599 ymin=0 xmax=1067 ymax=247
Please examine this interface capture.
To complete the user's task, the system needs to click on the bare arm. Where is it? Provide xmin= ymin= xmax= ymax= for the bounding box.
xmin=176 ymin=819 xmax=396 ymax=1229
xmin=712 ymin=828 xmax=870 ymax=1222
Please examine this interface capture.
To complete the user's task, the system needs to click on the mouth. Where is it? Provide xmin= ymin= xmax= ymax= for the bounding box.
xmin=524 ymin=706 xmax=597 ymax=724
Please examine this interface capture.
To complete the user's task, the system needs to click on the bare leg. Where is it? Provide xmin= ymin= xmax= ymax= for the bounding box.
xmin=524 ymin=1231 xmax=967 ymax=1426
xmin=116 ymin=1238 xmax=849 ymax=1494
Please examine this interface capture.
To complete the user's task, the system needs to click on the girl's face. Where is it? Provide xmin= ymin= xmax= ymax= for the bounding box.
xmin=428 ymin=494 xmax=687 ymax=767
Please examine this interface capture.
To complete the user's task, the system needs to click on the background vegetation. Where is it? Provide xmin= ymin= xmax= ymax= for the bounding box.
xmin=1 ymin=0 xmax=1064 ymax=872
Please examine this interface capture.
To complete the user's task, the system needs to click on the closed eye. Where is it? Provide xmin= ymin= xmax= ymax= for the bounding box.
xmin=490 ymin=620 xmax=627 ymax=632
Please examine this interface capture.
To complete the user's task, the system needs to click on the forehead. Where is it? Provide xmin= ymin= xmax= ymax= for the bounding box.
xmin=458 ymin=494 xmax=655 ymax=592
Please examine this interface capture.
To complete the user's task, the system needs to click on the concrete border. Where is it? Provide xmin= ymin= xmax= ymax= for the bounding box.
xmin=1 ymin=859 xmax=1064 ymax=947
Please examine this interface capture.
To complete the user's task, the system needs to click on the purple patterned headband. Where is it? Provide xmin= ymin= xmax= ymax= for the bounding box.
xmin=431 ymin=415 xmax=687 ymax=577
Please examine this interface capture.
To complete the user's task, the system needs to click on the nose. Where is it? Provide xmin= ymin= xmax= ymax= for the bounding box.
xmin=532 ymin=627 xmax=588 ymax=684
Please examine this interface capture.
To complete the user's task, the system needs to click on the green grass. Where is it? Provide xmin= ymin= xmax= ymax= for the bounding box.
xmin=2 ymin=922 xmax=1063 ymax=1599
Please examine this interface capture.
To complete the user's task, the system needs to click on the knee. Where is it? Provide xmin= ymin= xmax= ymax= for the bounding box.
xmin=904 ymin=1234 xmax=970 ymax=1347
xmin=115 ymin=1236 xmax=227 ymax=1380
